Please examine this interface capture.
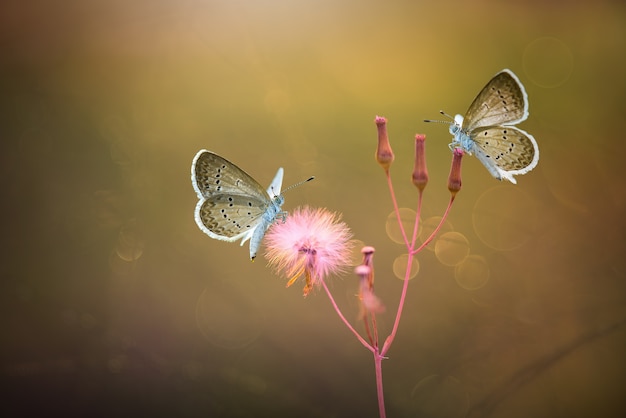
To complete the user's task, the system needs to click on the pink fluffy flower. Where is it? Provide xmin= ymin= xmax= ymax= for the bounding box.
xmin=264 ymin=206 xmax=353 ymax=297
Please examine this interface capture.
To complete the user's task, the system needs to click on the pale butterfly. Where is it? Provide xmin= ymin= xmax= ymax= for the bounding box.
xmin=425 ymin=69 xmax=539 ymax=184
xmin=191 ymin=150 xmax=312 ymax=260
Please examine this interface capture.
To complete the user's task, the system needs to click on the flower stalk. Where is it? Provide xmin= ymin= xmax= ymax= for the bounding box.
xmin=262 ymin=116 xmax=462 ymax=418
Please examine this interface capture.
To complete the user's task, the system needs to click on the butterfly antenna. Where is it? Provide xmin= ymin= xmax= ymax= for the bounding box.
xmin=424 ymin=110 xmax=454 ymax=124
xmin=279 ymin=176 xmax=315 ymax=195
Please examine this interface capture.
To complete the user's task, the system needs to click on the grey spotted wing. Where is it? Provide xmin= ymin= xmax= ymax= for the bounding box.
xmin=191 ymin=149 xmax=274 ymax=242
xmin=191 ymin=150 xmax=269 ymax=200
xmin=195 ymin=194 xmax=269 ymax=242
xmin=470 ymin=125 xmax=539 ymax=182
xmin=463 ymin=69 xmax=529 ymax=131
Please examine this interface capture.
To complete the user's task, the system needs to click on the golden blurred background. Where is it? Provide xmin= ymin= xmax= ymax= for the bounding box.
xmin=1 ymin=0 xmax=625 ymax=417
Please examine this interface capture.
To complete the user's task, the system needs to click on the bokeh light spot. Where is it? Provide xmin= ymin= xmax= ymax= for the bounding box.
xmin=419 ymin=216 xmax=453 ymax=251
xmin=473 ymin=186 xmax=536 ymax=251
xmin=116 ymin=220 xmax=144 ymax=262
xmin=386 ymin=208 xmax=417 ymax=244
xmin=393 ymin=254 xmax=420 ymax=280
xmin=523 ymin=37 xmax=573 ymax=88
xmin=454 ymin=254 xmax=490 ymax=290
xmin=435 ymin=232 xmax=470 ymax=266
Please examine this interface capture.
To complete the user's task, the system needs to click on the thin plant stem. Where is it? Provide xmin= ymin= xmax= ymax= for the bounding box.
xmin=410 ymin=195 xmax=455 ymax=256
xmin=386 ymin=171 xmax=411 ymax=248
xmin=321 ymin=278 xmax=375 ymax=353
xmin=363 ymin=315 xmax=375 ymax=347
xmin=374 ymin=353 xmax=386 ymax=418
xmin=371 ymin=313 xmax=380 ymax=349
xmin=381 ymin=248 xmax=414 ymax=356
xmin=410 ymin=190 xmax=424 ymax=249
xmin=381 ymin=190 xmax=423 ymax=356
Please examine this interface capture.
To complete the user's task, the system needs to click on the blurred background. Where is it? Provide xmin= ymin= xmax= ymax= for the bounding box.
xmin=1 ymin=0 xmax=625 ymax=417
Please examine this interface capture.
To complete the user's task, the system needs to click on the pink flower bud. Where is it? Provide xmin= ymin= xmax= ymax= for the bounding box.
xmin=355 ymin=265 xmax=371 ymax=277
xmin=375 ymin=116 xmax=394 ymax=171
xmin=356 ymin=265 xmax=385 ymax=316
xmin=360 ymin=246 xmax=375 ymax=267
xmin=448 ymin=147 xmax=464 ymax=197
xmin=359 ymin=246 xmax=376 ymax=287
xmin=412 ymin=134 xmax=428 ymax=191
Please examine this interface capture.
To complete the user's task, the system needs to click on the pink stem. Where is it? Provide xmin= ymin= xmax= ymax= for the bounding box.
xmin=371 ymin=312 xmax=380 ymax=349
xmin=410 ymin=196 xmax=455 ymax=256
xmin=381 ymin=193 xmax=423 ymax=356
xmin=363 ymin=315 xmax=375 ymax=347
xmin=321 ymin=279 xmax=375 ymax=353
xmin=374 ymin=352 xmax=386 ymax=418
xmin=410 ymin=190 xmax=424 ymax=249
xmin=380 ymin=245 xmax=415 ymax=356
xmin=386 ymin=171 xmax=410 ymax=248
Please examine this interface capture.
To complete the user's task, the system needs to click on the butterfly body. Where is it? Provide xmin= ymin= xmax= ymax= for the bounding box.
xmin=191 ymin=150 xmax=285 ymax=260
xmin=449 ymin=115 xmax=476 ymax=153
xmin=439 ymin=69 xmax=539 ymax=184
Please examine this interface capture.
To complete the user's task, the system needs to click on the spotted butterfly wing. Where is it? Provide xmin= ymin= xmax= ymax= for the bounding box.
xmin=469 ymin=126 xmax=539 ymax=183
xmin=191 ymin=150 xmax=284 ymax=258
xmin=463 ymin=69 xmax=529 ymax=130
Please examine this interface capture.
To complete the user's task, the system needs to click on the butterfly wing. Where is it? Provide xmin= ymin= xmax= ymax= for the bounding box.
xmin=266 ymin=167 xmax=284 ymax=198
xmin=194 ymin=194 xmax=269 ymax=242
xmin=462 ymin=69 xmax=529 ymax=132
xmin=470 ymin=126 xmax=539 ymax=184
xmin=191 ymin=150 xmax=272 ymax=242
xmin=191 ymin=150 xmax=270 ymax=200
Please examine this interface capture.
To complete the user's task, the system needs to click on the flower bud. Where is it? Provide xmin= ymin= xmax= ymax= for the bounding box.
xmin=359 ymin=246 xmax=376 ymax=287
xmin=355 ymin=264 xmax=371 ymax=278
xmin=411 ymin=134 xmax=428 ymax=191
xmin=375 ymin=116 xmax=394 ymax=171
xmin=355 ymin=264 xmax=385 ymax=316
xmin=448 ymin=147 xmax=464 ymax=197
xmin=360 ymin=246 xmax=375 ymax=267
